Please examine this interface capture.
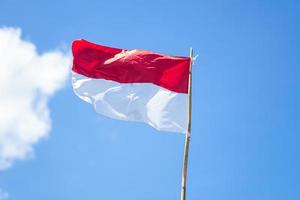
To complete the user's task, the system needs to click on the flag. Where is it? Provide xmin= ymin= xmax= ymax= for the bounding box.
xmin=71 ymin=39 xmax=191 ymax=133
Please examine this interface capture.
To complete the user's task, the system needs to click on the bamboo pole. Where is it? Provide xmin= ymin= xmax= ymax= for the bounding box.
xmin=180 ymin=48 xmax=193 ymax=200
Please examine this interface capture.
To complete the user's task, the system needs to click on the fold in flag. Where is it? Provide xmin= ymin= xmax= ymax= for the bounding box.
xmin=72 ymin=39 xmax=191 ymax=133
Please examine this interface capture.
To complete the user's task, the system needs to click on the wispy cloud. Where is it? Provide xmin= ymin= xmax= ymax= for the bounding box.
xmin=0 ymin=27 xmax=70 ymax=170
xmin=0 ymin=189 xmax=9 ymax=200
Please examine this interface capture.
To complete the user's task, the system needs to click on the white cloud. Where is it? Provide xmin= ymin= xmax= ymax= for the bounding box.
xmin=0 ymin=189 xmax=9 ymax=200
xmin=0 ymin=27 xmax=70 ymax=170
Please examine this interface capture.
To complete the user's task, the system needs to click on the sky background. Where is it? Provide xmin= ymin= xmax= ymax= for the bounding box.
xmin=0 ymin=0 xmax=299 ymax=200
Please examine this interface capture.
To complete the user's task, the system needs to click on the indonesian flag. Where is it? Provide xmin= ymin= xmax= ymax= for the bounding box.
xmin=72 ymin=39 xmax=191 ymax=133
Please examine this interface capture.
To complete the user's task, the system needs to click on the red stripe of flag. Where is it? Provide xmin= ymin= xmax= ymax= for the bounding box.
xmin=72 ymin=39 xmax=190 ymax=93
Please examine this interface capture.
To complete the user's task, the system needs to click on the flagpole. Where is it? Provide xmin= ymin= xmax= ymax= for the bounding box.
xmin=180 ymin=47 xmax=193 ymax=200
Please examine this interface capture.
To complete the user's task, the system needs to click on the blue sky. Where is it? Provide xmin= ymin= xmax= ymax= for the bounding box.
xmin=0 ymin=0 xmax=299 ymax=200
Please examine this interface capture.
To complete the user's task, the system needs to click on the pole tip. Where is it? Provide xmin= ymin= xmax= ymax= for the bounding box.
xmin=189 ymin=48 xmax=193 ymax=58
